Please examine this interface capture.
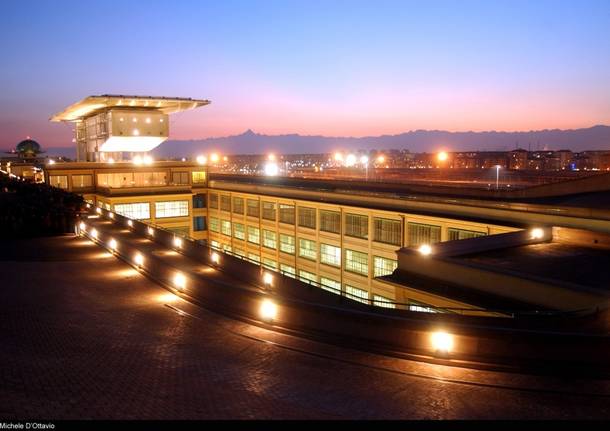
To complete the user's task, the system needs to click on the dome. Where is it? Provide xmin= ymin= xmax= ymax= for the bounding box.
xmin=16 ymin=139 xmax=41 ymax=157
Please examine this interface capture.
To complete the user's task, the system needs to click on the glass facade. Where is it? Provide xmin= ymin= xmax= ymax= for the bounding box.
xmin=373 ymin=294 xmax=395 ymax=309
xmin=71 ymin=174 xmax=92 ymax=189
xmin=448 ymin=228 xmax=486 ymax=241
xmin=192 ymin=193 xmax=206 ymax=209
xmin=262 ymin=201 xmax=276 ymax=221
xmin=209 ymin=193 xmax=219 ymax=209
xmin=221 ymin=219 xmax=231 ymax=236
xmin=247 ymin=226 xmax=260 ymax=244
xmin=320 ymin=277 xmax=341 ymax=294
xmin=298 ymin=238 xmax=317 ymax=260
xmin=373 ymin=218 xmax=402 ymax=246
xmin=345 ymin=284 xmax=369 ymax=304
xmin=97 ymin=172 xmax=166 ymax=188
xmin=319 ymin=210 xmax=340 ymax=234
xmin=320 ymin=243 xmax=341 ymax=267
xmin=191 ymin=171 xmax=206 ymax=184
xmin=279 ymin=204 xmax=295 ymax=224
xmin=171 ymin=171 xmax=189 ymax=185
xmin=345 ymin=213 xmax=368 ymax=239
xmin=263 ymin=230 xmax=277 ymax=249
xmin=49 ymin=175 xmax=68 ymax=189
xmin=209 ymin=217 xmax=219 ymax=232
xmin=155 ymin=201 xmax=189 ymax=218
xmin=220 ymin=195 xmax=231 ymax=212
xmin=345 ymin=249 xmax=368 ymax=276
xmin=247 ymin=199 xmax=259 ymax=217
xmin=114 ymin=202 xmax=150 ymax=220
xmin=280 ymin=264 xmax=296 ymax=278
xmin=233 ymin=197 xmax=244 ymax=214
xmin=299 ymin=269 xmax=317 ymax=284
xmin=373 ymin=256 xmax=398 ymax=277
xmin=262 ymin=258 xmax=277 ymax=270
xmin=408 ymin=222 xmax=441 ymax=246
xmin=233 ymin=222 xmax=245 ymax=240
xmin=279 ymin=234 xmax=295 ymax=254
xmin=298 ymin=206 xmax=316 ymax=229
xmin=193 ymin=216 xmax=206 ymax=231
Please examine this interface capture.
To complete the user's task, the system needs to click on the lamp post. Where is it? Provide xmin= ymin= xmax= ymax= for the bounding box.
xmin=495 ymin=165 xmax=501 ymax=190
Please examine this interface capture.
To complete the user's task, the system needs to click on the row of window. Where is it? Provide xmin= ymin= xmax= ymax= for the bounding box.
xmin=113 ymin=200 xmax=189 ymax=219
xmin=209 ymin=217 xmax=397 ymax=277
xmin=208 ymin=193 xmax=485 ymax=246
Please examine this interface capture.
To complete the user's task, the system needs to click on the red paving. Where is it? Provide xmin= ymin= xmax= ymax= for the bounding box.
xmin=1 ymin=235 xmax=610 ymax=419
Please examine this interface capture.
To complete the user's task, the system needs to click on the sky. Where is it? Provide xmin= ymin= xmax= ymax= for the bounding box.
xmin=1 ymin=0 xmax=609 ymax=149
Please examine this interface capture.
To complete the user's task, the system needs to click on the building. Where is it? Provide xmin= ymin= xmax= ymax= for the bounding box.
xmin=50 ymin=95 xmax=210 ymax=162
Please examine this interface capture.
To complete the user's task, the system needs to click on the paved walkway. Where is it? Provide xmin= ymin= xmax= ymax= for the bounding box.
xmin=1 ymin=235 xmax=610 ymax=419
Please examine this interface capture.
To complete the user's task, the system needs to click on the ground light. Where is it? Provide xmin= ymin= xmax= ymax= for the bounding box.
xmin=531 ymin=228 xmax=545 ymax=239
xmin=90 ymin=228 xmax=98 ymax=239
xmin=259 ymin=298 xmax=278 ymax=322
xmin=211 ymin=252 xmax=220 ymax=265
xmin=79 ymin=222 xmax=86 ymax=232
xmin=418 ymin=244 xmax=432 ymax=256
xmin=173 ymin=237 xmax=183 ymax=249
xmin=134 ymin=253 xmax=144 ymax=268
xmin=108 ymin=238 xmax=117 ymax=252
xmin=147 ymin=226 xmax=154 ymax=236
xmin=430 ymin=331 xmax=454 ymax=355
xmin=263 ymin=272 xmax=273 ymax=287
xmin=108 ymin=212 xmax=114 ymax=219
xmin=127 ymin=219 xmax=133 ymax=227
xmin=96 ymin=207 xmax=102 ymax=214
xmin=173 ymin=273 xmax=186 ymax=291
xmin=196 ymin=155 xmax=207 ymax=165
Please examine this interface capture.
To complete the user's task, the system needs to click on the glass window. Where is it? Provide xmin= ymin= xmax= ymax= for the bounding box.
xmin=192 ymin=193 xmax=206 ymax=209
xmin=320 ymin=243 xmax=341 ymax=267
xmin=234 ymin=248 xmax=245 ymax=258
xmin=49 ymin=175 xmax=68 ymax=189
xmin=167 ymin=226 xmax=189 ymax=237
xmin=233 ymin=197 xmax=244 ymax=214
xmin=279 ymin=234 xmax=295 ymax=254
xmin=247 ymin=226 xmax=260 ymax=244
xmin=262 ymin=258 xmax=277 ymax=270
xmin=280 ymin=264 xmax=296 ymax=278
xmin=210 ymin=240 xmax=220 ymax=250
xmin=345 ymin=285 xmax=369 ymax=304
xmin=263 ymin=230 xmax=277 ymax=249
xmin=345 ymin=213 xmax=368 ymax=239
xmin=448 ymin=228 xmax=486 ymax=241
xmin=320 ymin=210 xmax=340 ymax=234
xmin=373 ymin=218 xmax=402 ymax=246
xmin=279 ymin=204 xmax=295 ymax=225
xmin=298 ymin=206 xmax=316 ymax=229
xmin=320 ymin=277 xmax=341 ymax=294
xmin=193 ymin=216 xmax=206 ymax=231
xmin=96 ymin=171 xmax=167 ymax=188
xmin=223 ymin=244 xmax=232 ymax=253
xmin=71 ymin=174 xmax=92 ymax=189
xmin=247 ymin=199 xmax=259 ymax=217
xmin=345 ymin=249 xmax=369 ymax=276
xmin=155 ymin=200 xmax=189 ymax=218
xmin=262 ymin=201 xmax=276 ymax=221
xmin=233 ymin=222 xmax=245 ymax=240
xmin=192 ymin=171 xmax=206 ymax=184
xmin=171 ymin=171 xmax=189 ymax=185
xmin=209 ymin=193 xmax=219 ymax=209
xmin=299 ymin=270 xmax=317 ymax=285
xmin=408 ymin=222 xmax=441 ymax=246
xmin=409 ymin=301 xmax=439 ymax=313
xmin=373 ymin=256 xmax=398 ymax=277
xmin=114 ymin=202 xmax=150 ymax=220
xmin=373 ymin=294 xmax=395 ymax=309
xmin=221 ymin=219 xmax=231 ymax=236
xmin=209 ymin=217 xmax=219 ymax=233
xmin=220 ymin=195 xmax=231 ymax=212
xmin=298 ymin=238 xmax=317 ymax=261
xmin=248 ymin=253 xmax=260 ymax=263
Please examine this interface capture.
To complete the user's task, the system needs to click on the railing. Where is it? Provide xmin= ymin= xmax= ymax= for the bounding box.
xmin=93 ymin=205 xmax=596 ymax=319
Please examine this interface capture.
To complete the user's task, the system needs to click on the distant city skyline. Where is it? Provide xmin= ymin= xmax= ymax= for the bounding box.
xmin=1 ymin=0 xmax=609 ymax=150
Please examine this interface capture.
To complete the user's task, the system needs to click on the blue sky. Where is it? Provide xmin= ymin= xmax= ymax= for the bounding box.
xmin=1 ymin=0 xmax=609 ymax=148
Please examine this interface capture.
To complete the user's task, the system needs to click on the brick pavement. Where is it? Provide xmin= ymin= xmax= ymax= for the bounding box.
xmin=1 ymin=235 xmax=610 ymax=419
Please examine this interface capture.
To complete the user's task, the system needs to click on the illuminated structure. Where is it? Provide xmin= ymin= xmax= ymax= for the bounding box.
xmin=51 ymin=95 xmax=210 ymax=162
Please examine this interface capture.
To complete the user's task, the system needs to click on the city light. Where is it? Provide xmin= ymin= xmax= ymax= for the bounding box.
xmin=127 ymin=220 xmax=133 ymax=227
xmin=210 ymin=153 xmax=219 ymax=163
xmin=108 ymin=212 xmax=114 ymax=219
xmin=107 ymin=157 xmax=115 ymax=164
xmin=48 ymin=159 xmax=56 ymax=165
xmin=268 ymin=153 xmax=276 ymax=161
xmin=133 ymin=155 xmax=143 ymax=166
xmin=437 ymin=151 xmax=448 ymax=162
xmin=173 ymin=273 xmax=186 ymax=290
xmin=345 ymin=154 xmax=357 ymax=167
xmin=264 ymin=162 xmax=279 ymax=176
xmin=173 ymin=237 xmax=183 ymax=248
xmin=108 ymin=238 xmax=117 ymax=251
xmin=134 ymin=253 xmax=144 ymax=268
xmin=79 ymin=222 xmax=86 ymax=231
xmin=196 ymin=155 xmax=207 ymax=165
xmin=360 ymin=155 xmax=369 ymax=165
xmin=86 ymin=203 xmax=91 ymax=209
xmin=531 ymin=228 xmax=545 ymax=240
xmin=147 ymin=226 xmax=154 ymax=236
xmin=263 ymin=272 xmax=273 ymax=286
xmin=211 ymin=252 xmax=220 ymax=265
xmin=90 ymin=228 xmax=98 ymax=239
xmin=143 ymin=155 xmax=153 ymax=165
xmin=418 ymin=244 xmax=432 ymax=256
xmin=259 ymin=298 xmax=278 ymax=322
xmin=96 ymin=207 xmax=102 ymax=214
xmin=334 ymin=152 xmax=343 ymax=162
xmin=430 ymin=331 xmax=454 ymax=353
xmin=376 ymin=155 xmax=385 ymax=164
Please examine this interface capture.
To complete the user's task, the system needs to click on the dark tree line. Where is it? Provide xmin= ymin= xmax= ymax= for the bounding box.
xmin=0 ymin=174 xmax=84 ymax=238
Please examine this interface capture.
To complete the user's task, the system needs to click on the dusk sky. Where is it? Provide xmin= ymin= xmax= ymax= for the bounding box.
xmin=1 ymin=0 xmax=609 ymax=150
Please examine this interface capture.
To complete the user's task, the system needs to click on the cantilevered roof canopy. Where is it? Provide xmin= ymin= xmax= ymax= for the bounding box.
xmin=50 ymin=95 xmax=211 ymax=122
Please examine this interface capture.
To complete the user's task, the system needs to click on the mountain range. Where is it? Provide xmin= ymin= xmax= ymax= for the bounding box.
xmin=46 ymin=125 xmax=610 ymax=158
